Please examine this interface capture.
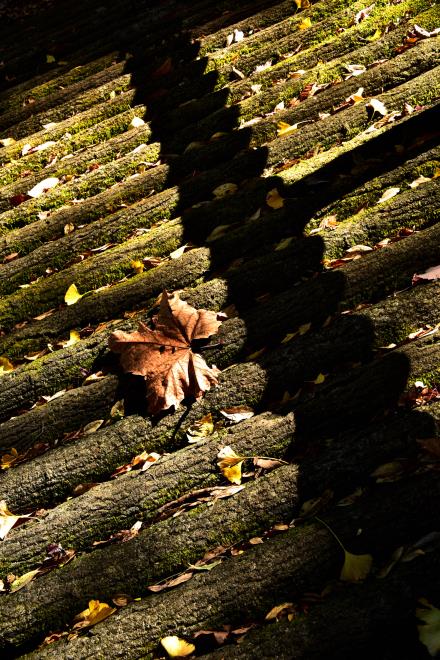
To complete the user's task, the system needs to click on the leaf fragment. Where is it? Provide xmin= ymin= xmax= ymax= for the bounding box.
xmin=213 ymin=182 xmax=238 ymax=198
xmin=0 ymin=137 xmax=16 ymax=147
xmin=0 ymin=501 xmax=20 ymax=540
xmin=367 ymin=98 xmax=388 ymax=116
xmin=187 ymin=413 xmax=215 ymax=441
xmin=412 ymin=265 xmax=440 ymax=284
xmin=220 ymin=406 xmax=254 ymax=423
xmin=265 ymin=602 xmax=295 ymax=620
xmin=130 ymin=116 xmax=145 ymax=128
xmin=0 ymin=357 xmax=14 ymax=374
xmin=298 ymin=17 xmax=312 ymax=29
xmin=160 ymin=636 xmax=195 ymax=657
xmin=10 ymin=569 xmax=40 ymax=593
xmin=130 ymin=259 xmax=144 ymax=274
xmin=277 ymin=121 xmax=299 ymax=137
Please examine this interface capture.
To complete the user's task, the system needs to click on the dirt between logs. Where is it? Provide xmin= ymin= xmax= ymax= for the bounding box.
xmin=0 ymin=0 xmax=439 ymax=658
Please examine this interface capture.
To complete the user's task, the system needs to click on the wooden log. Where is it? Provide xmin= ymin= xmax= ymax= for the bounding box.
xmin=23 ymin=473 xmax=440 ymax=659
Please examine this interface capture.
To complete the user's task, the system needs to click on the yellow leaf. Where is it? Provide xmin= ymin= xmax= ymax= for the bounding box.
xmin=299 ymin=17 xmax=312 ymax=29
xmin=275 ymin=237 xmax=293 ymax=251
xmin=221 ymin=462 xmax=243 ymax=485
xmin=294 ymin=0 xmax=311 ymax=7
xmin=277 ymin=121 xmax=299 ymax=137
xmin=340 ymin=551 xmax=373 ymax=582
xmin=187 ymin=413 xmax=214 ymax=440
xmin=64 ymin=283 xmax=82 ymax=306
xmin=299 ymin=322 xmax=311 ymax=335
xmin=0 ymin=137 xmax=16 ymax=147
xmin=213 ymin=182 xmax=238 ymax=198
xmin=0 ymin=501 xmax=19 ymax=540
xmin=61 ymin=330 xmax=81 ymax=348
xmin=130 ymin=260 xmax=144 ymax=274
xmin=10 ymin=569 xmax=40 ymax=593
xmin=265 ymin=602 xmax=295 ymax=620
xmin=0 ymin=357 xmax=14 ymax=374
xmin=160 ymin=636 xmax=196 ymax=657
xmin=281 ymin=331 xmax=298 ymax=344
xmin=313 ymin=373 xmax=326 ymax=384
xmin=266 ymin=188 xmax=285 ymax=209
xmin=366 ymin=28 xmax=382 ymax=41
xmin=74 ymin=600 xmax=116 ymax=628
xmin=217 ymin=446 xmax=246 ymax=469
xmin=46 ymin=54 xmax=56 ymax=63
xmin=64 ymin=223 xmax=75 ymax=235
xmin=417 ymin=598 xmax=440 ymax=657
xmin=1 ymin=448 xmax=19 ymax=470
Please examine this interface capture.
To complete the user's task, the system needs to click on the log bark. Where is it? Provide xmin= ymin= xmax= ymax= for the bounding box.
xmin=23 ymin=472 xmax=440 ymax=659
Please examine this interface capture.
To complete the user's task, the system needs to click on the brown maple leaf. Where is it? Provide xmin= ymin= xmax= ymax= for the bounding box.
xmin=108 ymin=291 xmax=222 ymax=414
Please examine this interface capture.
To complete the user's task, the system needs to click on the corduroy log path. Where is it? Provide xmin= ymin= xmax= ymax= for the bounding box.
xmin=0 ymin=0 xmax=439 ymax=657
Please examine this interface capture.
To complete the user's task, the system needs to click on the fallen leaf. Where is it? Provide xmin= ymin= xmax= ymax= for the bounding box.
xmin=340 ymin=551 xmax=373 ymax=582
xmin=131 ymin=259 xmax=144 ymax=274
xmin=346 ymin=244 xmax=373 ymax=254
xmin=355 ymin=4 xmax=374 ymax=23
xmin=187 ymin=413 xmax=214 ymax=441
xmin=233 ymin=29 xmax=244 ymax=42
xmin=275 ymin=237 xmax=293 ymax=250
xmin=277 ymin=121 xmax=299 ymax=137
xmin=254 ymin=457 xmax=284 ymax=470
xmin=60 ymin=330 xmax=80 ymax=348
xmin=367 ymin=98 xmax=388 ymax=116
xmin=377 ymin=187 xmax=400 ymax=204
xmin=254 ymin=60 xmax=272 ymax=73
xmin=64 ymin=223 xmax=75 ymax=235
xmin=412 ymin=265 xmax=440 ymax=284
xmin=10 ymin=569 xmax=40 ymax=592
xmin=130 ymin=116 xmax=145 ymax=128
xmin=1 ymin=448 xmax=20 ymax=470
xmin=417 ymin=598 xmax=440 ymax=657
xmin=46 ymin=54 xmax=56 ymax=63
xmin=313 ymin=373 xmax=327 ymax=384
xmin=409 ymin=175 xmax=431 ymax=188
xmin=220 ymin=406 xmax=254 ymax=423
xmin=217 ymin=446 xmax=245 ymax=485
xmin=265 ymin=602 xmax=295 ymax=620
xmin=169 ymin=244 xmax=189 ymax=260
xmin=27 ymin=177 xmax=59 ymax=198
xmin=0 ymin=137 xmax=16 ymax=147
xmin=160 ymin=636 xmax=195 ymax=657
xmin=83 ymin=419 xmax=104 ymax=435
xmin=298 ymin=17 xmax=312 ymax=29
xmin=266 ymin=188 xmax=284 ymax=209
xmin=344 ymin=63 xmax=366 ymax=78
xmin=112 ymin=594 xmax=133 ymax=607
xmin=0 ymin=357 xmax=14 ymax=374
xmin=149 ymin=572 xmax=193 ymax=592
xmin=366 ymin=28 xmax=382 ymax=41
xmin=213 ymin=183 xmax=238 ymax=198
xmin=64 ymin=283 xmax=82 ymax=305
xmin=108 ymin=291 xmax=222 ymax=414
xmin=73 ymin=600 xmax=116 ymax=628
xmin=0 ymin=501 xmax=20 ymax=540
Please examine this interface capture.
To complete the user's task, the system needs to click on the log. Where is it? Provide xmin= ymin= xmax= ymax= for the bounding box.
xmin=24 ymin=473 xmax=440 ymax=659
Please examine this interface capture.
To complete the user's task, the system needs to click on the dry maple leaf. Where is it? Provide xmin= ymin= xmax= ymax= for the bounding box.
xmin=108 ymin=291 xmax=222 ymax=414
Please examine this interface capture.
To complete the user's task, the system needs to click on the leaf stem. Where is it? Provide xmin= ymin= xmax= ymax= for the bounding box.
xmin=314 ymin=516 xmax=346 ymax=552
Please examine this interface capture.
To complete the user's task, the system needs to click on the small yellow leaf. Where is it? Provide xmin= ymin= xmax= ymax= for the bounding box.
xmin=340 ymin=551 xmax=373 ymax=582
xmin=1 ymin=448 xmax=19 ymax=469
xmin=221 ymin=462 xmax=243 ymax=485
xmin=281 ymin=331 xmax=298 ymax=344
xmin=298 ymin=17 xmax=312 ymax=29
xmin=0 ymin=357 xmax=14 ymax=374
xmin=64 ymin=284 xmax=82 ymax=306
xmin=10 ymin=569 xmax=40 ymax=593
xmin=294 ymin=0 xmax=311 ymax=7
xmin=46 ymin=54 xmax=56 ymax=63
xmin=313 ymin=373 xmax=327 ymax=384
xmin=275 ymin=237 xmax=293 ymax=251
xmin=265 ymin=602 xmax=295 ymax=620
xmin=366 ymin=28 xmax=382 ymax=41
xmin=61 ymin=330 xmax=81 ymax=348
xmin=131 ymin=260 xmax=144 ymax=274
xmin=187 ymin=413 xmax=214 ymax=440
xmin=64 ymin=223 xmax=75 ymax=235
xmin=217 ymin=446 xmax=246 ymax=469
xmin=213 ymin=182 xmax=238 ymax=198
xmin=266 ymin=188 xmax=284 ymax=209
xmin=277 ymin=121 xmax=299 ymax=137
xmin=0 ymin=137 xmax=16 ymax=147
xmin=74 ymin=600 xmax=116 ymax=628
xmin=160 ymin=636 xmax=196 ymax=657
xmin=299 ymin=322 xmax=311 ymax=335
xmin=417 ymin=598 xmax=440 ymax=657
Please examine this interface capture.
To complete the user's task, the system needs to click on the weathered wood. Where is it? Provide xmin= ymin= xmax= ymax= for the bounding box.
xmin=24 ymin=473 xmax=440 ymax=659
